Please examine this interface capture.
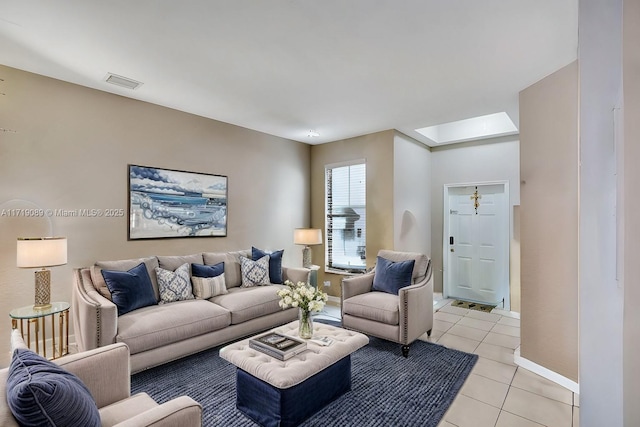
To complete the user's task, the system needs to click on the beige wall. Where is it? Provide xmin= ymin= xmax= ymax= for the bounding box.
xmin=519 ymin=61 xmax=578 ymax=382
xmin=0 ymin=65 xmax=310 ymax=366
xmin=430 ymin=137 xmax=520 ymax=308
xmin=310 ymin=130 xmax=395 ymax=297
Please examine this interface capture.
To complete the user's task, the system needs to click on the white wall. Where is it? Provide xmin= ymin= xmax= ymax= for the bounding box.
xmin=430 ymin=138 xmax=520 ymax=307
xmin=578 ymin=0 xmax=624 ymax=424
xmin=622 ymin=1 xmax=640 ymax=425
xmin=393 ymin=132 xmax=431 ymax=255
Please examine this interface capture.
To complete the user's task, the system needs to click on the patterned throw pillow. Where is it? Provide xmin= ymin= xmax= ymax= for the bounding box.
xmin=192 ymin=275 xmax=228 ymax=299
xmin=156 ymin=263 xmax=194 ymax=304
xmin=240 ymin=255 xmax=270 ymax=287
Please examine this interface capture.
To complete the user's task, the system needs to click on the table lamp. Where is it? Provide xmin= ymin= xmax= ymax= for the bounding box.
xmin=293 ymin=228 xmax=322 ymax=268
xmin=17 ymin=237 xmax=68 ymax=310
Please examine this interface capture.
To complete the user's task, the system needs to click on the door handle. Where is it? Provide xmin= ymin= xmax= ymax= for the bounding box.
xmin=450 ymin=236 xmax=454 ymax=245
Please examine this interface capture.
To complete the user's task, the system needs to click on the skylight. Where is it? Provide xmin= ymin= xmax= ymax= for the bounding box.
xmin=415 ymin=112 xmax=518 ymax=145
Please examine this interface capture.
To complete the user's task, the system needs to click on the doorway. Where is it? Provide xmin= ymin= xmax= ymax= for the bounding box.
xmin=443 ymin=182 xmax=510 ymax=309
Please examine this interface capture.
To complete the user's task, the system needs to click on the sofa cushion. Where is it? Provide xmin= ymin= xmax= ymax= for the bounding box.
xmin=116 ymin=300 xmax=231 ymax=354
xmin=156 ymin=263 xmax=194 ymax=304
xmin=342 ymin=292 xmax=399 ymax=325
xmin=252 ymin=246 xmax=284 ymax=284
xmin=240 ymin=255 xmax=270 ymax=287
xmin=372 ymin=256 xmax=415 ymax=295
xmin=157 ymin=253 xmax=204 ymax=272
xmin=192 ymin=275 xmax=228 ymax=299
xmin=102 ymin=263 xmax=158 ymax=316
xmin=91 ymin=257 xmax=160 ymax=301
xmin=211 ymin=285 xmax=285 ymax=324
xmin=203 ymin=250 xmax=250 ymax=288
xmin=192 ymin=261 xmax=224 ymax=278
xmin=6 ymin=348 xmax=101 ymax=427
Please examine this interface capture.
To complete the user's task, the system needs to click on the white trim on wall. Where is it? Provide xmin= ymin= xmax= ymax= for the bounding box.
xmin=515 ymin=346 xmax=580 ymax=394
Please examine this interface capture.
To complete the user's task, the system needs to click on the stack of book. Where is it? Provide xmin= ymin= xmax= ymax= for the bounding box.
xmin=249 ymin=332 xmax=307 ymax=361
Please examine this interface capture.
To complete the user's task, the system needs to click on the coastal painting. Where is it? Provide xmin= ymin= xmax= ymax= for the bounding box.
xmin=128 ymin=165 xmax=227 ymax=239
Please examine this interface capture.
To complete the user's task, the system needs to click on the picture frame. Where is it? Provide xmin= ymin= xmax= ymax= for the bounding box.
xmin=128 ymin=164 xmax=228 ymax=240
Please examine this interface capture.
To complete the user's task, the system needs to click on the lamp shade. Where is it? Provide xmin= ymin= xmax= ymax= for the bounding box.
xmin=17 ymin=237 xmax=68 ymax=268
xmin=293 ymin=228 xmax=322 ymax=246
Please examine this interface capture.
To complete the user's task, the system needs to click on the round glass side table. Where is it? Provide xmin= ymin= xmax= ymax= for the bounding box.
xmin=10 ymin=301 xmax=70 ymax=359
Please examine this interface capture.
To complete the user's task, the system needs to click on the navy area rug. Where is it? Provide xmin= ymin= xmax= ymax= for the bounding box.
xmin=131 ymin=334 xmax=477 ymax=426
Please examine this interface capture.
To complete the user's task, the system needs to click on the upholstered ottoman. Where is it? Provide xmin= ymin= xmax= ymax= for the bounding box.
xmin=220 ymin=321 xmax=369 ymax=427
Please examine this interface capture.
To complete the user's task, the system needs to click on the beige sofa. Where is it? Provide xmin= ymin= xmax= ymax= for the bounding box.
xmin=1 ymin=330 xmax=202 ymax=427
xmin=72 ymin=250 xmax=307 ymax=373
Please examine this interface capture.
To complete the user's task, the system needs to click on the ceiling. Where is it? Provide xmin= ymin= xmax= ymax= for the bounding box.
xmin=0 ymin=1 xmax=578 ymax=146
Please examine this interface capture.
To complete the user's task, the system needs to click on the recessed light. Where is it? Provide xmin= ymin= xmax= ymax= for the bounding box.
xmin=415 ymin=112 xmax=517 ymax=144
xmin=307 ymin=130 xmax=320 ymax=138
xmin=104 ymin=73 xmax=143 ymax=90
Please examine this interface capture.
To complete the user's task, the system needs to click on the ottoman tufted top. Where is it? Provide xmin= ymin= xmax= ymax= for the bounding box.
xmin=220 ymin=321 xmax=369 ymax=389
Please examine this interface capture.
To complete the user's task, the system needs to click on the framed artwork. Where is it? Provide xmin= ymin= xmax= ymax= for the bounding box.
xmin=128 ymin=164 xmax=227 ymax=240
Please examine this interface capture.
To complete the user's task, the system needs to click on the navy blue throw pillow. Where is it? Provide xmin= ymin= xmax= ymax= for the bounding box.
xmin=372 ymin=256 xmax=415 ymax=295
xmin=7 ymin=348 xmax=101 ymax=427
xmin=192 ymin=262 xmax=225 ymax=278
xmin=102 ymin=262 xmax=157 ymax=316
xmin=252 ymin=247 xmax=284 ymax=284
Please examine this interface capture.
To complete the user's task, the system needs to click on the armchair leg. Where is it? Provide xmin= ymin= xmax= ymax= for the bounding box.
xmin=402 ymin=345 xmax=410 ymax=358
xmin=427 ymin=329 xmax=432 ymax=337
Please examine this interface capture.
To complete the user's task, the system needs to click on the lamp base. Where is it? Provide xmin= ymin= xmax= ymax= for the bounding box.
xmin=34 ymin=269 xmax=52 ymax=310
xmin=302 ymin=246 xmax=312 ymax=268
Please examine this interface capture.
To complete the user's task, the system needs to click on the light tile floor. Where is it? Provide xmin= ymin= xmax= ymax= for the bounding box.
xmin=318 ymin=298 xmax=579 ymax=427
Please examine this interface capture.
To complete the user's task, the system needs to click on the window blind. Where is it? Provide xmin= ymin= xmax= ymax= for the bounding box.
xmin=325 ymin=162 xmax=366 ymax=272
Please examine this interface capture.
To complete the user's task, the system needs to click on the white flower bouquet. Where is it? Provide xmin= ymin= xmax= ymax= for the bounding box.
xmin=277 ymin=280 xmax=328 ymax=313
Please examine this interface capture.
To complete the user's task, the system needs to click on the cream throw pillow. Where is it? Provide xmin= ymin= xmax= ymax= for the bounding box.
xmin=192 ymin=275 xmax=228 ymax=299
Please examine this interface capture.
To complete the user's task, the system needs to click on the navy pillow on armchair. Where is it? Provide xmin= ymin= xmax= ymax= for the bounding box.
xmin=6 ymin=348 xmax=101 ymax=427
xmin=372 ymin=256 xmax=415 ymax=295
xmin=102 ymin=262 xmax=157 ymax=315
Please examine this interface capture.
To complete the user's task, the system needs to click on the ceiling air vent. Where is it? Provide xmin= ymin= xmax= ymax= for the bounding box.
xmin=104 ymin=73 xmax=143 ymax=90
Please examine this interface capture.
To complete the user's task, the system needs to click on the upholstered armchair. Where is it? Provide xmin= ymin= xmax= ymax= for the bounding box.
xmin=341 ymin=250 xmax=433 ymax=357
xmin=1 ymin=330 xmax=202 ymax=427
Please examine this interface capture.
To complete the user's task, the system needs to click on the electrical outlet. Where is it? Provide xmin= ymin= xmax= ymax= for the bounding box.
xmin=323 ymin=281 xmax=331 ymax=287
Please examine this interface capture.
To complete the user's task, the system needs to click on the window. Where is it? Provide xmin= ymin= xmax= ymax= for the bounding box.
xmin=325 ymin=160 xmax=366 ymax=273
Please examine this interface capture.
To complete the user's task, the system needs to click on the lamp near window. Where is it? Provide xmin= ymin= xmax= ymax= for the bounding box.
xmin=293 ymin=228 xmax=322 ymax=268
xmin=17 ymin=237 xmax=67 ymax=310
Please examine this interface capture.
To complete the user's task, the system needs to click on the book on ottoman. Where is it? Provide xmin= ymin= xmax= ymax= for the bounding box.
xmin=249 ymin=332 xmax=307 ymax=361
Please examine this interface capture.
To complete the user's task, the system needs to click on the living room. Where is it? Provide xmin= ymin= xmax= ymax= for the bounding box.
xmin=1 ymin=2 xmax=640 ymax=427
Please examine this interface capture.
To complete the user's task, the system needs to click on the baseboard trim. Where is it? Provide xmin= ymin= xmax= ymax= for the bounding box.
xmin=326 ymin=296 xmax=341 ymax=307
xmin=514 ymin=346 xmax=579 ymax=394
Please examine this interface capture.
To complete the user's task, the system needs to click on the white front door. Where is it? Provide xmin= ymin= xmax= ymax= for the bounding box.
xmin=444 ymin=183 xmax=509 ymax=306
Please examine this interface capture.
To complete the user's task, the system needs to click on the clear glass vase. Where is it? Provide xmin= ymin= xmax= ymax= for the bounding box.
xmin=298 ymin=308 xmax=314 ymax=339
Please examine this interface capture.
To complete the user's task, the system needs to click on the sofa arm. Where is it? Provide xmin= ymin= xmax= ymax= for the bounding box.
xmin=341 ymin=272 xmax=374 ymax=302
xmin=398 ymin=274 xmax=434 ymax=345
xmin=113 ymin=396 xmax=202 ymax=427
xmin=73 ymin=268 xmax=118 ymax=351
xmin=282 ymin=266 xmax=310 ymax=284
xmin=55 ymin=342 xmax=131 ymax=408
